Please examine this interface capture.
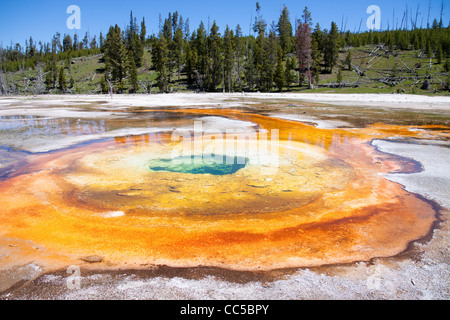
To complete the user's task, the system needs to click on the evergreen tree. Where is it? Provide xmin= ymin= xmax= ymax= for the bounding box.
xmin=313 ymin=23 xmax=325 ymax=52
xmin=336 ymin=68 xmax=343 ymax=85
xmin=73 ymin=34 xmax=79 ymax=51
xmin=426 ymin=38 xmax=433 ymax=58
xmin=253 ymin=2 xmax=267 ymax=90
xmin=345 ymin=51 xmax=352 ymax=70
xmin=194 ymin=22 xmax=207 ymax=90
xmin=234 ymin=24 xmax=244 ymax=91
xmin=90 ymin=36 xmax=98 ymax=50
xmin=207 ymin=21 xmax=223 ymax=91
xmin=185 ymin=35 xmax=197 ymax=85
xmin=274 ymin=48 xmax=285 ymax=92
xmin=100 ymin=75 xmax=108 ymax=94
xmin=262 ymin=24 xmax=277 ymax=91
xmin=141 ymin=18 xmax=147 ymax=44
xmin=223 ymin=26 xmax=235 ymax=92
xmin=277 ymin=5 xmax=293 ymax=58
xmin=154 ymin=36 xmax=170 ymax=93
xmin=99 ymin=33 xmax=104 ymax=52
xmin=311 ymin=38 xmax=322 ymax=80
xmin=444 ymin=58 xmax=450 ymax=72
xmin=43 ymin=53 xmax=57 ymax=91
xmin=301 ymin=6 xmax=313 ymax=26
xmin=436 ymin=44 xmax=443 ymax=64
xmin=129 ymin=53 xmax=138 ymax=93
xmin=285 ymin=56 xmax=297 ymax=91
xmin=173 ymin=22 xmax=185 ymax=81
xmin=58 ymin=67 xmax=67 ymax=93
xmin=44 ymin=71 xmax=53 ymax=92
xmin=69 ymin=76 xmax=75 ymax=89
xmin=63 ymin=35 xmax=73 ymax=52
xmin=324 ymin=22 xmax=340 ymax=73
xmin=104 ymin=25 xmax=129 ymax=90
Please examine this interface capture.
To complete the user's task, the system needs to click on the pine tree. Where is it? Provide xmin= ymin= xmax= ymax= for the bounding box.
xmin=234 ymin=25 xmax=244 ymax=91
xmin=324 ymin=22 xmax=340 ymax=73
xmin=141 ymin=18 xmax=147 ymax=44
xmin=274 ymin=48 xmax=285 ymax=92
xmin=301 ymin=6 xmax=313 ymax=26
xmin=223 ymin=26 xmax=235 ymax=92
xmin=73 ymin=34 xmax=79 ymax=51
xmin=100 ymin=75 xmax=108 ymax=94
xmin=45 ymin=72 xmax=53 ymax=92
xmin=154 ymin=36 xmax=169 ymax=93
xmin=345 ymin=51 xmax=352 ymax=70
xmin=207 ymin=21 xmax=223 ymax=91
xmin=173 ymin=23 xmax=185 ymax=81
xmin=44 ymin=52 xmax=58 ymax=90
xmin=311 ymin=38 xmax=322 ymax=81
xmin=336 ymin=68 xmax=343 ymax=85
xmin=436 ymin=44 xmax=443 ymax=64
xmin=185 ymin=37 xmax=197 ymax=85
xmin=262 ymin=24 xmax=277 ymax=91
xmin=63 ymin=35 xmax=73 ymax=52
xmin=58 ymin=67 xmax=67 ymax=93
xmin=194 ymin=22 xmax=207 ymax=90
xmin=104 ymin=25 xmax=129 ymax=91
xmin=444 ymin=58 xmax=450 ymax=72
xmin=277 ymin=5 xmax=293 ymax=58
xmin=253 ymin=2 xmax=267 ymax=90
xmin=285 ymin=56 xmax=297 ymax=91
xmin=99 ymin=33 xmax=104 ymax=52
xmin=426 ymin=39 xmax=432 ymax=59
xmin=129 ymin=54 xmax=138 ymax=93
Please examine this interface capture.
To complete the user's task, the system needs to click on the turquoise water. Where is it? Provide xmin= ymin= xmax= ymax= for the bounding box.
xmin=149 ymin=155 xmax=248 ymax=175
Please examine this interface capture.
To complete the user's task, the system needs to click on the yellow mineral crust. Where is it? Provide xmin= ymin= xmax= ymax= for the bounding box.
xmin=0 ymin=109 xmax=442 ymax=271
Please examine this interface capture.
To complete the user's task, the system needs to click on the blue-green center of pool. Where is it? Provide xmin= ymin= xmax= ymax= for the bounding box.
xmin=149 ymin=155 xmax=248 ymax=175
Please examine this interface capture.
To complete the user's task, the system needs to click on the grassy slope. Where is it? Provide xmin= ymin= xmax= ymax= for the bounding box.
xmin=303 ymin=45 xmax=450 ymax=96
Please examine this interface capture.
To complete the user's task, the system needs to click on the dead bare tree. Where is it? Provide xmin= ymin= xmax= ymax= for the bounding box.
xmin=0 ymin=69 xmax=6 ymax=96
xmin=139 ymin=72 xmax=154 ymax=94
xmin=396 ymin=58 xmax=413 ymax=73
xmin=20 ymin=61 xmax=31 ymax=95
xmin=34 ymin=62 xmax=45 ymax=95
xmin=105 ymin=72 xmax=113 ymax=99
xmin=0 ymin=48 xmax=8 ymax=95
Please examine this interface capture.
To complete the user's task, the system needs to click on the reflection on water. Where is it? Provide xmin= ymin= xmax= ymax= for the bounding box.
xmin=0 ymin=112 xmax=210 ymax=138
xmin=0 ymin=115 xmax=107 ymax=136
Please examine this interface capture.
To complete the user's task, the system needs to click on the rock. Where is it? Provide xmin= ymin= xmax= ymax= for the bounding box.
xmin=421 ymin=80 xmax=431 ymax=91
xmin=169 ymin=186 xmax=181 ymax=193
xmin=247 ymin=184 xmax=266 ymax=188
xmin=81 ymin=255 xmax=103 ymax=263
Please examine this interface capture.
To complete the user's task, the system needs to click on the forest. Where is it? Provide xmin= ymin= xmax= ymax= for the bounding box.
xmin=0 ymin=3 xmax=449 ymax=95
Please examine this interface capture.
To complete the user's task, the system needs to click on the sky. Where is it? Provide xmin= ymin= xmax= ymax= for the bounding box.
xmin=0 ymin=0 xmax=447 ymax=47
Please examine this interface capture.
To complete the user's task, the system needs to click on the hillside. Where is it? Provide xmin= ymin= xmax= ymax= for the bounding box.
xmin=2 ymin=43 xmax=449 ymax=96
